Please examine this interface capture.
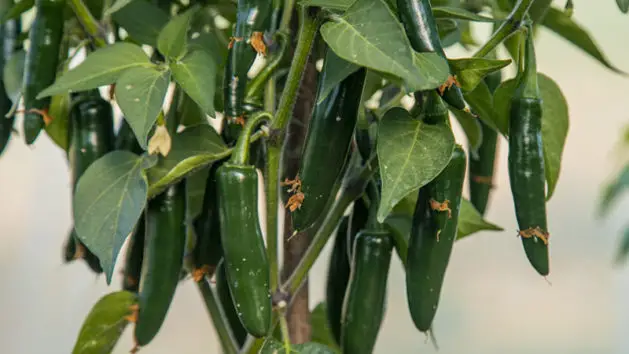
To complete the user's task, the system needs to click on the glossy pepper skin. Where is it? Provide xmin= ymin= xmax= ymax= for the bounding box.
xmin=223 ymin=0 xmax=272 ymax=119
xmin=508 ymin=28 xmax=549 ymax=276
xmin=397 ymin=0 xmax=466 ymax=110
xmin=0 ymin=2 xmax=19 ymax=156
xmin=325 ymin=198 xmax=369 ymax=345
xmin=134 ymin=182 xmax=187 ymax=347
xmin=216 ymin=163 xmax=271 ymax=337
xmin=291 ymin=62 xmax=367 ymax=232
xmin=215 ymin=259 xmax=248 ymax=348
xmin=341 ymin=230 xmax=393 ymax=354
xmin=406 ymin=145 xmax=466 ymax=332
xmin=22 ymin=0 xmax=64 ymax=144
xmin=468 ymin=65 xmax=502 ymax=215
xmin=122 ymin=218 xmax=145 ymax=293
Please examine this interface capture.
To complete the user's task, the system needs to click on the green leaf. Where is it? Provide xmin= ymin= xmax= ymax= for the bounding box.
xmin=457 ymin=198 xmax=503 ymax=240
xmin=260 ymin=338 xmax=337 ymax=354
xmin=436 ymin=18 xmax=460 ymax=48
xmin=177 ymin=92 xmax=207 ymax=127
xmin=451 ymin=108 xmax=482 ymax=154
xmin=115 ymin=66 xmax=170 ymax=149
xmin=104 ymin=0 xmax=133 ymax=15
xmin=448 ymin=57 xmax=511 ymax=92
xmin=317 ymin=49 xmax=360 ymax=104
xmin=3 ymin=49 xmax=25 ymax=103
xmin=111 ymin=0 xmax=169 ymax=47
xmin=432 ymin=6 xmax=502 ymax=22
xmin=461 ymin=81 xmax=500 ymax=132
xmin=615 ymin=226 xmax=629 ymax=265
xmin=376 ymin=107 xmax=455 ymax=222
xmin=37 ymin=43 xmax=152 ymax=98
xmin=74 ymin=151 xmax=157 ymax=284
xmin=384 ymin=212 xmax=412 ymax=265
xmin=493 ymin=73 xmax=569 ymax=200
xmin=298 ymin=0 xmax=352 ymax=10
xmin=147 ymin=124 xmax=228 ymax=198
xmin=157 ymin=6 xmax=198 ymax=60
xmin=72 ymin=291 xmax=137 ymax=354
xmin=618 ymin=0 xmax=629 ymax=13
xmin=1 ymin=0 xmax=33 ymax=24
xmin=600 ymin=164 xmax=629 ymax=216
xmin=542 ymin=7 xmax=626 ymax=74
xmin=185 ymin=166 xmax=209 ymax=220
xmin=170 ymin=50 xmax=216 ymax=117
xmin=310 ymin=303 xmax=342 ymax=353
xmin=320 ymin=0 xmax=449 ymax=92
xmin=45 ymin=93 xmax=70 ymax=151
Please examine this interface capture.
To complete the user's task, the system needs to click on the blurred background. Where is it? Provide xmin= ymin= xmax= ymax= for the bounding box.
xmin=1 ymin=1 xmax=629 ymax=353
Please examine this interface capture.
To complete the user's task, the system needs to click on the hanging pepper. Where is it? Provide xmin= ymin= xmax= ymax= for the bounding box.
xmin=508 ymin=25 xmax=550 ymax=276
xmin=22 ymin=0 xmax=64 ymax=144
xmin=406 ymin=145 xmax=466 ymax=332
xmin=397 ymin=0 xmax=467 ymax=110
xmin=287 ymin=51 xmax=367 ymax=232
xmin=216 ymin=112 xmax=272 ymax=337
xmin=0 ymin=2 xmax=20 ymax=156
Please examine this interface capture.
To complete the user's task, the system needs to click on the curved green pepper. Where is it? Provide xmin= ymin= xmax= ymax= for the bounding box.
xmin=22 ymin=0 xmax=64 ymax=144
xmin=508 ymin=27 xmax=549 ymax=276
xmin=341 ymin=229 xmax=393 ymax=354
xmin=134 ymin=182 xmax=187 ymax=347
xmin=290 ymin=60 xmax=367 ymax=232
xmin=397 ymin=0 xmax=467 ymax=110
xmin=406 ymin=145 xmax=466 ymax=332
xmin=216 ymin=113 xmax=271 ymax=337
xmin=0 ymin=3 xmax=19 ymax=156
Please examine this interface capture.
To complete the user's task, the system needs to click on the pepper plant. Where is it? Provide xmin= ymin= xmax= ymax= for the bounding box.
xmin=0 ymin=0 xmax=624 ymax=353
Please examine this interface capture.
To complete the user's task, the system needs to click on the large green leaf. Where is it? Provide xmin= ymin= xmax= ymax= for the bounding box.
xmin=542 ymin=7 xmax=626 ymax=74
xmin=320 ymin=0 xmax=449 ymax=93
xmin=74 ymin=151 xmax=157 ymax=284
xmin=493 ymin=73 xmax=569 ymax=200
xmin=115 ymin=66 xmax=171 ymax=149
xmin=376 ymin=107 xmax=455 ymax=222
xmin=457 ymin=198 xmax=503 ymax=240
xmin=618 ymin=0 xmax=629 ymax=13
xmin=260 ymin=338 xmax=336 ymax=354
xmin=170 ymin=50 xmax=216 ymax=117
xmin=310 ymin=303 xmax=342 ymax=353
xmin=599 ymin=164 xmax=629 ymax=216
xmin=316 ymin=49 xmax=360 ymax=105
xmin=37 ymin=43 xmax=152 ymax=98
xmin=45 ymin=93 xmax=70 ymax=151
xmin=3 ymin=49 xmax=24 ymax=103
xmin=451 ymin=108 xmax=482 ymax=154
xmin=157 ymin=6 xmax=197 ymax=60
xmin=71 ymin=291 xmax=137 ymax=354
xmin=461 ymin=81 xmax=500 ymax=132
xmin=147 ymin=124 xmax=228 ymax=198
xmin=111 ymin=0 xmax=169 ymax=47
xmin=448 ymin=57 xmax=511 ymax=92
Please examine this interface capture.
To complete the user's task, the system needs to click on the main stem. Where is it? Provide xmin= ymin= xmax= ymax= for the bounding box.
xmin=68 ymin=0 xmax=107 ymax=48
xmin=265 ymin=6 xmax=320 ymax=292
xmin=196 ymin=278 xmax=239 ymax=354
xmin=473 ymin=0 xmax=535 ymax=58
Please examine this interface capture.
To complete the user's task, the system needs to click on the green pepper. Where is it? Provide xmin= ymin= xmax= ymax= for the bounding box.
xmin=223 ymin=0 xmax=272 ymax=120
xmin=22 ymin=0 xmax=64 ymax=144
xmin=215 ymin=259 xmax=248 ymax=348
xmin=397 ymin=0 xmax=467 ymax=110
xmin=289 ymin=56 xmax=367 ymax=232
xmin=66 ymin=89 xmax=115 ymax=274
xmin=468 ymin=62 xmax=502 ymax=215
xmin=122 ymin=218 xmax=145 ymax=293
xmin=0 ymin=2 xmax=20 ymax=156
xmin=325 ymin=198 xmax=368 ymax=345
xmin=341 ymin=217 xmax=393 ymax=354
xmin=508 ymin=26 xmax=549 ymax=276
xmin=191 ymin=160 xmax=225 ymax=280
xmin=216 ymin=112 xmax=271 ymax=337
xmin=406 ymin=145 xmax=466 ymax=332
xmin=134 ymin=182 xmax=187 ymax=347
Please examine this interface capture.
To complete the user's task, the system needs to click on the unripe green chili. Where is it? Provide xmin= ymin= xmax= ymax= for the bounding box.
xmin=406 ymin=145 xmax=466 ymax=332
xmin=508 ymin=26 xmax=550 ymax=276
xmin=0 ymin=3 xmax=19 ymax=156
xmin=22 ymin=0 xmax=64 ymax=144
xmin=397 ymin=0 xmax=467 ymax=110
xmin=216 ymin=112 xmax=272 ymax=337
xmin=215 ymin=259 xmax=248 ymax=347
xmin=288 ymin=58 xmax=367 ymax=232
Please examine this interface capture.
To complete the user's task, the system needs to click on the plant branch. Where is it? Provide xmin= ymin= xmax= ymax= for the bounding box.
xmin=279 ymin=0 xmax=296 ymax=32
xmin=473 ymin=0 xmax=535 ymax=58
xmin=196 ymin=278 xmax=239 ymax=354
xmin=68 ymin=0 xmax=107 ymax=48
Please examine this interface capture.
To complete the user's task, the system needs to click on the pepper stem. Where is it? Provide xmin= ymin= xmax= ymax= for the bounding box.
xmin=516 ymin=22 xmax=540 ymax=99
xmin=473 ymin=0 xmax=535 ymax=58
xmin=230 ymin=112 xmax=272 ymax=165
xmin=366 ymin=179 xmax=382 ymax=231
